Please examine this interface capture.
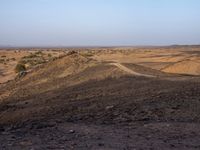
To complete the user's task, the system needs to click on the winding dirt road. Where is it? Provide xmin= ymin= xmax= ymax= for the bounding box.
xmin=110 ymin=63 xmax=155 ymax=78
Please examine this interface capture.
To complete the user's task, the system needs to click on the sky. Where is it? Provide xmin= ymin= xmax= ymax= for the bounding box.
xmin=0 ymin=0 xmax=200 ymax=47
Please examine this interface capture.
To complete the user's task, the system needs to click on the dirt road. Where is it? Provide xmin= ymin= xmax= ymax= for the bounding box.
xmin=110 ymin=62 xmax=155 ymax=77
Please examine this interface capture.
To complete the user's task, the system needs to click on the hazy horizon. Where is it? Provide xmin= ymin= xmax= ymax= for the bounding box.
xmin=0 ymin=0 xmax=200 ymax=47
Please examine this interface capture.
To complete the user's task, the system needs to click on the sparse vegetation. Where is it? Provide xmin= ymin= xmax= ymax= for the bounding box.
xmin=0 ymin=59 xmax=5 ymax=63
xmin=11 ymin=58 xmax=16 ymax=61
xmin=48 ymin=53 xmax=52 ymax=57
xmin=67 ymin=50 xmax=77 ymax=55
xmin=22 ymin=53 xmax=38 ymax=59
xmin=35 ymin=51 xmax=43 ymax=55
xmin=19 ymin=52 xmax=49 ymax=68
xmin=1 ymin=47 xmax=200 ymax=149
xmin=81 ymin=52 xmax=93 ymax=57
xmin=15 ymin=63 xmax=26 ymax=73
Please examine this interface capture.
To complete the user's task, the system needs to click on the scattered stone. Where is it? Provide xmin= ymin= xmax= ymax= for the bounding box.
xmin=69 ymin=130 xmax=75 ymax=134
xmin=106 ymin=105 xmax=114 ymax=110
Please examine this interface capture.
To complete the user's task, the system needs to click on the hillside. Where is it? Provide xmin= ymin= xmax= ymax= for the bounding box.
xmin=0 ymin=51 xmax=200 ymax=149
xmin=162 ymin=60 xmax=200 ymax=75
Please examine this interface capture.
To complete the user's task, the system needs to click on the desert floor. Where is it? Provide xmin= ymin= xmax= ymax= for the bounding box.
xmin=0 ymin=46 xmax=200 ymax=149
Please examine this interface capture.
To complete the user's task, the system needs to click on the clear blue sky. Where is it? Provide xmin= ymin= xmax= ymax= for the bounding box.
xmin=0 ymin=0 xmax=200 ymax=47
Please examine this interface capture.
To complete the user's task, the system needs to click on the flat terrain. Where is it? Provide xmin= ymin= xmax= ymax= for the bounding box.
xmin=0 ymin=46 xmax=200 ymax=149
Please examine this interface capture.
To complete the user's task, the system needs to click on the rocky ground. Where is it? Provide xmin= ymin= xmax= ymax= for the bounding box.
xmin=1 ymin=122 xmax=200 ymax=150
xmin=1 ymin=76 xmax=200 ymax=149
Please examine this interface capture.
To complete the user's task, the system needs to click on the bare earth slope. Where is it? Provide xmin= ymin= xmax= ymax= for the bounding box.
xmin=162 ymin=60 xmax=200 ymax=75
xmin=0 ymin=51 xmax=200 ymax=149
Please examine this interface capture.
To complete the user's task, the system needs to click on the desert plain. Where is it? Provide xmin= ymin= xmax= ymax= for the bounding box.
xmin=0 ymin=46 xmax=200 ymax=149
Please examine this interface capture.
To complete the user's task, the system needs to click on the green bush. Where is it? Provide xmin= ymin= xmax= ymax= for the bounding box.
xmin=15 ymin=63 xmax=26 ymax=73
